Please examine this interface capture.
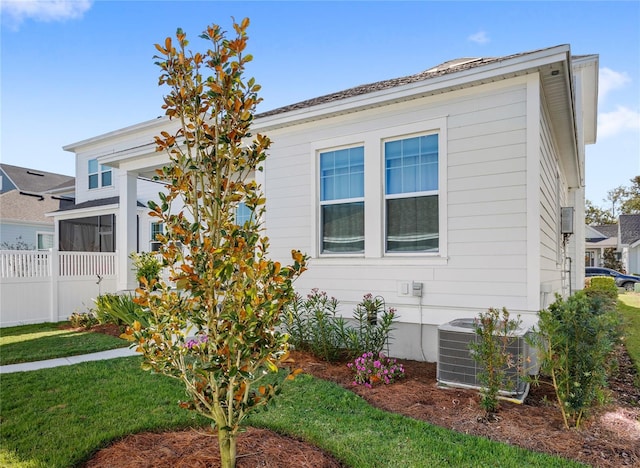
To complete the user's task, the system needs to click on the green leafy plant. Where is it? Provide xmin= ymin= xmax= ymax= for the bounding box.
xmin=347 ymin=293 xmax=396 ymax=357
xmin=347 ymin=351 xmax=405 ymax=388
xmin=530 ymin=292 xmax=620 ymax=428
xmin=286 ymin=289 xmax=344 ymax=361
xmin=94 ymin=293 xmax=149 ymax=328
xmin=284 ymin=290 xmax=397 ymax=361
xmin=69 ymin=311 xmax=98 ymax=329
xmin=584 ymin=276 xmax=619 ymax=312
xmin=603 ymin=248 xmax=624 ymax=271
xmin=128 ymin=19 xmax=307 ymax=468
xmin=468 ymin=307 xmax=522 ymax=416
xmin=130 ymin=251 xmax=162 ymax=288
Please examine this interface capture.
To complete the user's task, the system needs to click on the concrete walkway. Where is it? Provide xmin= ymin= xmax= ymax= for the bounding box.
xmin=0 ymin=347 xmax=139 ymax=374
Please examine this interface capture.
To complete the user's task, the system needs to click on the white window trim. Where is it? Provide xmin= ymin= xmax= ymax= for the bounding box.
xmin=309 ymin=116 xmax=448 ymax=264
xmin=318 ymin=145 xmax=365 ymax=255
xmin=150 ymin=221 xmax=163 ymax=251
xmin=88 ymin=158 xmax=113 ymax=190
xmin=36 ymin=231 xmax=54 ymax=251
xmin=382 ymin=130 xmax=442 ymax=256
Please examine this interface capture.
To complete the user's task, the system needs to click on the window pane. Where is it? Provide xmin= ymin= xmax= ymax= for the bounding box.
xmin=151 ymin=222 xmax=164 ymax=240
xmin=37 ymin=233 xmax=53 ymax=250
xmin=320 ymin=147 xmax=364 ymax=201
xmin=386 ymin=195 xmax=438 ymax=252
xmin=236 ymin=203 xmax=252 ymax=225
xmin=88 ymin=174 xmax=98 ymax=189
xmin=101 ymin=170 xmax=112 ymax=187
xmin=321 ymin=202 xmax=364 ymax=253
xmin=385 ymin=134 xmax=438 ymax=195
xmin=88 ymin=159 xmax=98 ymax=174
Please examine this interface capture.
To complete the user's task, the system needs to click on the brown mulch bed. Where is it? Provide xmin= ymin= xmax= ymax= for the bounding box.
xmin=82 ymin=324 xmax=640 ymax=468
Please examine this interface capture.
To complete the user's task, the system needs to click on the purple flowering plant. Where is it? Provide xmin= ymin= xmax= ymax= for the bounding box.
xmin=347 ymin=351 xmax=405 ymax=388
xmin=184 ymin=334 xmax=208 ymax=350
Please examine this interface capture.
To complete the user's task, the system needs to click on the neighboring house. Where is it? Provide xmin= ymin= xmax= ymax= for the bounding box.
xmin=48 ymin=149 xmax=169 ymax=259
xmin=0 ymin=164 xmax=75 ymax=250
xmin=619 ymin=214 xmax=640 ymax=275
xmin=62 ymin=44 xmax=598 ymax=361
xmin=585 ymin=224 xmax=618 ymax=267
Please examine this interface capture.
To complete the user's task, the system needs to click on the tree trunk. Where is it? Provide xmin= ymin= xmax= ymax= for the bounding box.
xmin=218 ymin=427 xmax=237 ymax=468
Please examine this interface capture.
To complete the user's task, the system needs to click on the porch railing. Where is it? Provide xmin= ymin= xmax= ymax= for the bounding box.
xmin=0 ymin=250 xmax=117 ymax=279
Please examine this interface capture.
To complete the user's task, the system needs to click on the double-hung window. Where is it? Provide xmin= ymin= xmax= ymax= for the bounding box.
xmin=385 ymin=134 xmax=439 ymax=253
xmin=88 ymin=159 xmax=112 ymax=189
xmin=150 ymin=222 xmax=164 ymax=251
xmin=319 ymin=146 xmax=364 ymax=253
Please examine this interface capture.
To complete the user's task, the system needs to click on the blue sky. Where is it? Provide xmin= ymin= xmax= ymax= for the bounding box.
xmin=1 ymin=1 xmax=638 ymax=208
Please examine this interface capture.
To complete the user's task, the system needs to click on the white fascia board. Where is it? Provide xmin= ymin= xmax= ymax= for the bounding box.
xmin=571 ymin=54 xmax=599 ymax=145
xmin=63 ymin=116 xmax=171 ymax=153
xmin=48 ymin=204 xmax=119 ymax=220
xmin=253 ymin=46 xmax=571 ymax=131
xmin=97 ymin=142 xmax=161 ymax=168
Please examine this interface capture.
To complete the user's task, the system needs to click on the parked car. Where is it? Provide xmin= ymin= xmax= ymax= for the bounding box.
xmin=585 ymin=267 xmax=640 ymax=291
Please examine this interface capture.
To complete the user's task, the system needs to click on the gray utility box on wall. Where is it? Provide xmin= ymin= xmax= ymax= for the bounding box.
xmin=437 ymin=318 xmax=538 ymax=401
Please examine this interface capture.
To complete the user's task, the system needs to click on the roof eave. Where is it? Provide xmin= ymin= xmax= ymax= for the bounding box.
xmin=253 ymin=45 xmax=572 ymax=132
xmin=63 ymin=116 xmax=170 ymax=153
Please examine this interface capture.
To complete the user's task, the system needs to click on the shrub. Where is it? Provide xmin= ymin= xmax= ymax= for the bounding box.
xmin=347 ymin=352 xmax=405 ymax=388
xmin=130 ymin=252 xmax=162 ymax=289
xmin=585 ymin=276 xmax=619 ymax=312
xmin=345 ymin=294 xmax=396 ymax=358
xmin=285 ymin=289 xmax=346 ymax=361
xmin=284 ymin=290 xmax=397 ymax=362
xmin=530 ymin=291 xmax=620 ymax=428
xmin=69 ymin=311 xmax=98 ymax=329
xmin=469 ymin=307 xmax=522 ymax=415
xmin=94 ymin=293 xmax=148 ymax=328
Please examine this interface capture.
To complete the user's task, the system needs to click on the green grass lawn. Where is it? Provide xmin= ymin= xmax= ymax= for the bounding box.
xmin=8 ymin=306 xmax=639 ymax=468
xmin=0 ymin=322 xmax=128 ymax=366
xmin=0 ymin=357 xmax=583 ymax=468
xmin=618 ymin=293 xmax=640 ymax=376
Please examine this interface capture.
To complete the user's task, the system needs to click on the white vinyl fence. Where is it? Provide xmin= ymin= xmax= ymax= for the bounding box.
xmin=0 ymin=250 xmax=118 ymax=327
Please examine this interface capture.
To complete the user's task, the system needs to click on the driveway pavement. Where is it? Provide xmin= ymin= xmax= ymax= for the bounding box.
xmin=0 ymin=347 xmax=138 ymax=374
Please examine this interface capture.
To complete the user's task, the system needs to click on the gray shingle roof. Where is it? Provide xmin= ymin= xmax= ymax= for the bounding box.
xmin=53 ymin=196 xmax=145 ymax=213
xmin=619 ymin=214 xmax=640 ymax=245
xmin=256 ymin=46 xmax=564 ymax=119
xmin=0 ymin=164 xmax=74 ymax=194
xmin=592 ymin=224 xmax=618 ymax=239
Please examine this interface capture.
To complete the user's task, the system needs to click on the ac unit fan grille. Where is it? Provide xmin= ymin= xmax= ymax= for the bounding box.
xmin=437 ymin=328 xmax=529 ymax=397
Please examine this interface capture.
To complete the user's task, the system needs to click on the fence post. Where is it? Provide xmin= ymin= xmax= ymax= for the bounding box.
xmin=50 ymin=249 xmax=59 ymax=323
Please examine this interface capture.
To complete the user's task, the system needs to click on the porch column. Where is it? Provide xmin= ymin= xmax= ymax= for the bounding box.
xmin=118 ymin=171 xmax=138 ymax=290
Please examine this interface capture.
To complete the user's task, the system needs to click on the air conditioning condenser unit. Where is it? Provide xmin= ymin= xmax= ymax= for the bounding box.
xmin=437 ymin=318 xmax=538 ymax=402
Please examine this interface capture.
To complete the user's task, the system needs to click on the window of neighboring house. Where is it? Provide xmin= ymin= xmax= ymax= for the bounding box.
xmin=319 ymin=146 xmax=365 ymax=254
xmin=150 ymin=222 xmax=164 ymax=252
xmin=37 ymin=232 xmax=54 ymax=250
xmin=59 ymin=215 xmax=116 ymax=252
xmin=585 ymin=251 xmax=595 ymax=267
xmin=384 ymin=133 xmax=439 ymax=253
xmin=88 ymin=159 xmax=112 ymax=189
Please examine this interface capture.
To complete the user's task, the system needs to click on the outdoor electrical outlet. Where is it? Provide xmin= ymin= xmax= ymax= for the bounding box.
xmin=398 ymin=281 xmax=410 ymax=296
xmin=412 ymin=281 xmax=423 ymax=297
